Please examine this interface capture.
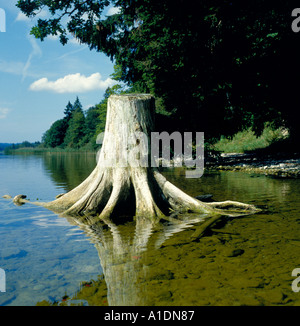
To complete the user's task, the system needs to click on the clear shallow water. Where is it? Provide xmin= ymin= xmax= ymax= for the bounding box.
xmin=0 ymin=152 xmax=300 ymax=306
xmin=0 ymin=152 xmax=101 ymax=306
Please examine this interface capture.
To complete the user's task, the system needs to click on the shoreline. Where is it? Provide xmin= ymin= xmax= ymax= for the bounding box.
xmin=2 ymin=148 xmax=98 ymax=154
xmin=205 ymin=152 xmax=300 ymax=178
xmin=3 ymin=148 xmax=300 ymax=178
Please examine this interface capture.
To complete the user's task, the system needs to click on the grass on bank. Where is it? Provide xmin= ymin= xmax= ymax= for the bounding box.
xmin=211 ymin=125 xmax=288 ymax=154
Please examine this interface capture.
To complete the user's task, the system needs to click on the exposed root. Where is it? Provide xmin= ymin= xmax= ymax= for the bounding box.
xmin=131 ymin=168 xmax=165 ymax=219
xmin=153 ymin=170 xmax=259 ymax=217
xmin=63 ymin=168 xmax=110 ymax=216
xmin=204 ymin=200 xmax=259 ymax=218
xmin=153 ymin=170 xmax=214 ymax=214
xmin=206 ymin=200 xmax=257 ymax=211
xmin=98 ymin=169 xmax=131 ymax=219
xmin=10 ymin=166 xmax=259 ymax=226
xmin=13 ymin=194 xmax=29 ymax=206
xmin=44 ymin=166 xmax=102 ymax=212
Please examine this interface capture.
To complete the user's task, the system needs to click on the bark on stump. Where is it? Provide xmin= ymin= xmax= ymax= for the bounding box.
xmin=26 ymin=94 xmax=258 ymax=222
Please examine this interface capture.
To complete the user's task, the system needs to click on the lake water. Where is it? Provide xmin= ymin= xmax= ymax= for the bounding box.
xmin=0 ymin=151 xmax=300 ymax=306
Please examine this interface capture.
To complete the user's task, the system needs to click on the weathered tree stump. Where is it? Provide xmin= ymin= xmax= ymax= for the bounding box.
xmin=13 ymin=94 xmax=259 ymax=222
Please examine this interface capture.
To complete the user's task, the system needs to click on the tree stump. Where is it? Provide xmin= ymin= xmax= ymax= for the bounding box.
xmin=21 ymin=94 xmax=258 ymax=222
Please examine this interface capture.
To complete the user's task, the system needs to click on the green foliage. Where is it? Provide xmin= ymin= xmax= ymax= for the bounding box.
xmin=64 ymin=101 xmax=75 ymax=122
xmin=0 ymin=143 xmax=13 ymax=151
xmin=85 ymin=105 xmax=101 ymax=139
xmin=4 ymin=141 xmax=41 ymax=153
xmin=42 ymin=119 xmax=67 ymax=148
xmin=15 ymin=1 xmax=300 ymax=143
xmin=64 ymin=97 xmax=86 ymax=148
xmin=38 ymin=81 xmax=126 ymax=150
xmin=211 ymin=125 xmax=288 ymax=153
xmin=63 ymin=99 xmax=86 ymax=148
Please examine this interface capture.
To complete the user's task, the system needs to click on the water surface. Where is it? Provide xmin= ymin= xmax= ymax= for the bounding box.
xmin=0 ymin=152 xmax=300 ymax=306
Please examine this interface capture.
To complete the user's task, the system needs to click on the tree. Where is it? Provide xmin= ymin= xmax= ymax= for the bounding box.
xmin=84 ymin=105 xmax=100 ymax=141
xmin=64 ymin=101 xmax=75 ymax=123
xmin=73 ymin=96 xmax=83 ymax=111
xmin=16 ymin=0 xmax=300 ymax=142
xmin=42 ymin=99 xmax=84 ymax=149
xmin=63 ymin=100 xmax=86 ymax=148
xmin=42 ymin=119 xmax=66 ymax=148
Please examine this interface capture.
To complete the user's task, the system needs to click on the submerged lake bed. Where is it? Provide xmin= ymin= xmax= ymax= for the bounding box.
xmin=0 ymin=152 xmax=300 ymax=306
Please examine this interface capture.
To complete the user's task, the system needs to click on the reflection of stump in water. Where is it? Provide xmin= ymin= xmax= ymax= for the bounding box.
xmin=65 ymin=214 xmax=207 ymax=306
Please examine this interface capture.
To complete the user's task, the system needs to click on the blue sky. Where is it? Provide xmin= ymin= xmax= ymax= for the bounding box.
xmin=0 ymin=0 xmax=119 ymax=143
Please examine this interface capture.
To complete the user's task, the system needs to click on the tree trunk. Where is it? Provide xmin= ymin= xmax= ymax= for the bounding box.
xmin=15 ymin=94 xmax=259 ymax=221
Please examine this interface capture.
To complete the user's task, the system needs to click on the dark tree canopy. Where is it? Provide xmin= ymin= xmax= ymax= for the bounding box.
xmin=42 ymin=119 xmax=67 ymax=148
xmin=17 ymin=0 xmax=300 ymax=142
xmin=63 ymin=105 xmax=86 ymax=148
xmin=64 ymin=101 xmax=75 ymax=122
xmin=42 ymin=97 xmax=87 ymax=149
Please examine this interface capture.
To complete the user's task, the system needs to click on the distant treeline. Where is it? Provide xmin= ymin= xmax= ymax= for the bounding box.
xmin=0 ymin=143 xmax=13 ymax=151
xmin=39 ymin=86 xmax=123 ymax=151
xmin=3 ymin=141 xmax=41 ymax=153
xmin=40 ymin=96 xmax=103 ymax=151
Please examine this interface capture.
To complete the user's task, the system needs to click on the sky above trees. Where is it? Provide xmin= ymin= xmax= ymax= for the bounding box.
xmin=0 ymin=0 xmax=118 ymax=143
